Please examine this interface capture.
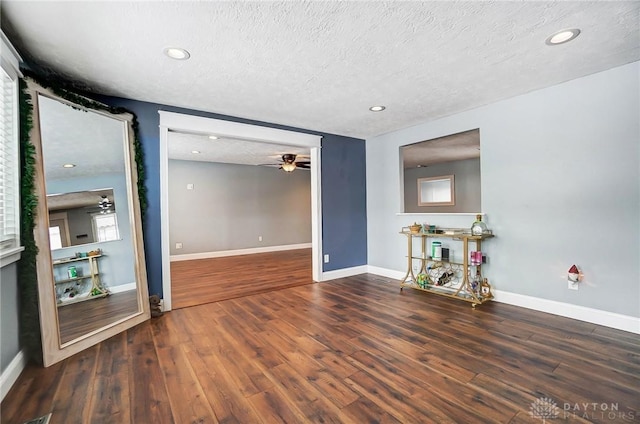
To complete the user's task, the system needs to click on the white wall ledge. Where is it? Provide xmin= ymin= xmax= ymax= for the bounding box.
xmin=0 ymin=246 xmax=24 ymax=268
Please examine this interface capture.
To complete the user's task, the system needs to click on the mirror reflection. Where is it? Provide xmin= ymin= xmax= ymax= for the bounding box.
xmin=402 ymin=129 xmax=481 ymax=213
xmin=38 ymin=93 xmax=142 ymax=345
xmin=47 ymin=188 xmax=121 ymax=249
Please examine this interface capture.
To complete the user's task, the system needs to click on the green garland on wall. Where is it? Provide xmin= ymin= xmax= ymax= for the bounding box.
xmin=22 ymin=71 xmax=147 ymax=217
xmin=18 ymin=78 xmax=43 ymax=364
xmin=17 ymin=73 xmax=147 ymax=363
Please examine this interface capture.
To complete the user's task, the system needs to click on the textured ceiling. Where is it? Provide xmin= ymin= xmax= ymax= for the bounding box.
xmin=39 ymin=94 xmax=126 ymax=182
xmin=168 ymin=131 xmax=310 ymax=167
xmin=47 ymin=188 xmax=115 ymax=211
xmin=402 ymin=129 xmax=479 ymax=169
xmin=2 ymin=1 xmax=639 ymax=140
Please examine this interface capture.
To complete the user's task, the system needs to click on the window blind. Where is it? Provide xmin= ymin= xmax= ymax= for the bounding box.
xmin=0 ymin=65 xmax=20 ymax=251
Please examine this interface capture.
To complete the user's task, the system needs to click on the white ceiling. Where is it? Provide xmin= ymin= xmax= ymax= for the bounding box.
xmin=167 ymin=131 xmax=310 ymax=166
xmin=2 ymin=1 xmax=638 ymax=140
xmin=402 ymin=129 xmax=479 ymax=169
xmin=38 ymin=94 xmax=126 ymax=181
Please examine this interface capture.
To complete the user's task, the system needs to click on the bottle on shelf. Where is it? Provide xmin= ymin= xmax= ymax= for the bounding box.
xmin=470 ymin=269 xmax=482 ymax=296
xmin=471 ymin=214 xmax=488 ymax=236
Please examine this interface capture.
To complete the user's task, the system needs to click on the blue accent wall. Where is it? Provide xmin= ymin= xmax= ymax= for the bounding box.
xmin=95 ymin=96 xmax=367 ymax=296
xmin=321 ymin=134 xmax=367 ymax=271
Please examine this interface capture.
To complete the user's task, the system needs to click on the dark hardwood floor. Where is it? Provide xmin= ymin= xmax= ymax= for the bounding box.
xmin=57 ymin=290 xmax=140 ymax=344
xmin=170 ymin=248 xmax=311 ymax=309
xmin=2 ymin=274 xmax=639 ymax=423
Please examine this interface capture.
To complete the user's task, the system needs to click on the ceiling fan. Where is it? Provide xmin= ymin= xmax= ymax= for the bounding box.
xmin=264 ymin=154 xmax=311 ymax=172
xmin=98 ymin=195 xmax=113 ymax=213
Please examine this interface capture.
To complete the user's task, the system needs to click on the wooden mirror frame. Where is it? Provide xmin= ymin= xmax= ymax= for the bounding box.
xmin=24 ymin=78 xmax=150 ymax=366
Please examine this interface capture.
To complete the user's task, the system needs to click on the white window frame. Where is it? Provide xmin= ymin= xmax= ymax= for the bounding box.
xmin=0 ymin=31 xmax=24 ymax=267
xmin=92 ymin=212 xmax=120 ymax=242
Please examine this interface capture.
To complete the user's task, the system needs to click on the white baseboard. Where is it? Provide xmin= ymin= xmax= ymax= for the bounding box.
xmin=493 ymin=290 xmax=640 ymax=335
xmin=366 ymin=266 xmax=405 ymax=280
xmin=0 ymin=349 xmax=26 ymax=402
xmin=109 ymin=282 xmax=137 ymax=294
xmin=170 ymin=243 xmax=312 ymax=262
xmin=366 ymin=266 xmax=640 ymax=334
xmin=322 ymin=265 xmax=368 ymax=281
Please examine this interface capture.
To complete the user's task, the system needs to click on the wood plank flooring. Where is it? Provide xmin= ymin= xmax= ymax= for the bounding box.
xmin=170 ymin=248 xmax=311 ymax=309
xmin=57 ymin=290 xmax=139 ymax=344
xmin=3 ymin=274 xmax=639 ymax=423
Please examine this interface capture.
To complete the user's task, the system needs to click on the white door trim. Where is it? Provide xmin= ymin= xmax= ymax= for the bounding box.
xmin=158 ymin=111 xmax=323 ymax=311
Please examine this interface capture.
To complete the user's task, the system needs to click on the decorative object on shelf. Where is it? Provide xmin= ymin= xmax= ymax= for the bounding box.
xmin=471 ymin=214 xmax=489 ymax=235
xmin=416 ymin=273 xmax=428 ymax=289
xmin=431 ymin=241 xmax=442 ymax=261
xmin=409 ymin=223 xmax=422 ymax=234
xmin=88 ymin=249 xmax=102 ymax=257
xmin=67 ymin=266 xmax=77 ymax=279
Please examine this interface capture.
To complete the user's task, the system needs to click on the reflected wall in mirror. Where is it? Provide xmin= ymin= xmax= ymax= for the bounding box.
xmin=401 ymin=129 xmax=481 ymax=213
xmin=25 ymin=78 xmax=150 ymax=366
xmin=47 ymin=188 xmax=121 ymax=249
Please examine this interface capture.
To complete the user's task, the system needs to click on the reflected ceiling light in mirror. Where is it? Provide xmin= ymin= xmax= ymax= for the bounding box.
xmin=62 ymin=163 xmax=75 ymax=168
xmin=191 ymin=150 xmax=200 ymax=154
xmin=208 ymin=135 xmax=219 ymax=140
xmin=163 ymin=47 xmax=191 ymax=60
xmin=369 ymin=105 xmax=386 ymax=112
xmin=545 ymin=29 xmax=581 ymax=45
xmin=281 ymin=162 xmax=296 ymax=172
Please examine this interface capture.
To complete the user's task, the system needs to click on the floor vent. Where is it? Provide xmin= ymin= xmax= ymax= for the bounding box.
xmin=22 ymin=413 xmax=52 ymax=424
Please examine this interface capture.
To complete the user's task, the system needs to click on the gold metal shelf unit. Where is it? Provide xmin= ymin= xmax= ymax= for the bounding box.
xmin=399 ymin=230 xmax=495 ymax=307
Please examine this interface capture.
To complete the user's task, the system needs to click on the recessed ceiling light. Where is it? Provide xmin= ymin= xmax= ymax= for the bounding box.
xmin=545 ymin=29 xmax=581 ymax=46
xmin=191 ymin=150 xmax=201 ymax=154
xmin=208 ymin=135 xmax=219 ymax=140
xmin=369 ymin=106 xmax=386 ymax=112
xmin=163 ymin=47 xmax=191 ymax=60
xmin=62 ymin=163 xmax=75 ymax=168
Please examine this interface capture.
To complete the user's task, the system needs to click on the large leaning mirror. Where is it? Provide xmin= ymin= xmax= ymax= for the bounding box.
xmin=25 ymin=79 xmax=150 ymax=366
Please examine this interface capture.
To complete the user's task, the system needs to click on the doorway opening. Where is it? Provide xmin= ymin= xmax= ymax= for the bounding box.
xmin=159 ymin=112 xmax=323 ymax=310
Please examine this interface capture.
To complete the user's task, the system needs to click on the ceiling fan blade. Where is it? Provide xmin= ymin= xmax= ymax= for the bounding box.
xmin=296 ymin=163 xmax=311 ymax=169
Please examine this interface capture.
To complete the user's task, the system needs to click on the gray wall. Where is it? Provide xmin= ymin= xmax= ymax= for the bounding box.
xmin=169 ymin=160 xmax=311 ymax=255
xmin=47 ymin=173 xmax=136 ymax=288
xmin=367 ymin=61 xmax=639 ymax=318
xmin=1 ymin=263 xmax=20 ymax=372
xmin=404 ymin=158 xmax=481 ymax=213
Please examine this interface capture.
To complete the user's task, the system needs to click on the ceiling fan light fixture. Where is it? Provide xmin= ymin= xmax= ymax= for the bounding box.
xmin=369 ymin=105 xmax=386 ymax=112
xmin=163 ymin=47 xmax=191 ymax=60
xmin=98 ymin=195 xmax=113 ymax=213
xmin=281 ymin=162 xmax=296 ymax=172
xmin=545 ymin=29 xmax=580 ymax=45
